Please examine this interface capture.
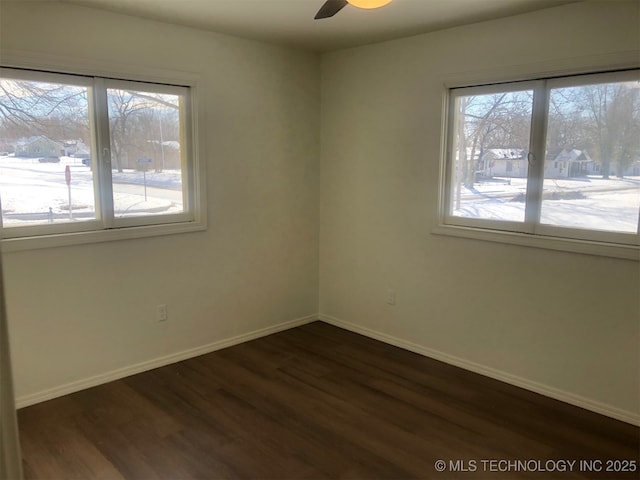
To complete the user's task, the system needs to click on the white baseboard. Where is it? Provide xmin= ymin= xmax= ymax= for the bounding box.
xmin=18 ymin=312 xmax=640 ymax=427
xmin=318 ymin=313 xmax=640 ymax=427
xmin=16 ymin=314 xmax=316 ymax=409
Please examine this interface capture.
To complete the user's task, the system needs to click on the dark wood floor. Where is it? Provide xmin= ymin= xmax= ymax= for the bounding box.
xmin=18 ymin=321 xmax=639 ymax=479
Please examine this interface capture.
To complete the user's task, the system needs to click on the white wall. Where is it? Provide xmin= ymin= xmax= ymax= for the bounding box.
xmin=319 ymin=0 xmax=640 ymax=422
xmin=0 ymin=1 xmax=319 ymax=403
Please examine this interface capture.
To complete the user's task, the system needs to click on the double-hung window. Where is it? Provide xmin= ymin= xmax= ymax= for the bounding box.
xmin=0 ymin=67 xmax=203 ymax=249
xmin=440 ymin=69 xmax=640 ymax=258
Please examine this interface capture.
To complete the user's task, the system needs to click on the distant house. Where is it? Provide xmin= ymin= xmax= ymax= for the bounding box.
xmin=620 ymin=160 xmax=640 ymax=177
xmin=608 ymin=154 xmax=640 ymax=177
xmin=480 ymin=148 xmax=528 ymax=178
xmin=107 ymin=139 xmax=182 ymax=170
xmin=618 ymin=160 xmax=640 ymax=177
xmin=141 ymin=139 xmax=182 ymax=170
xmin=15 ymin=136 xmax=64 ymax=158
xmin=0 ymin=142 xmax=14 ymax=155
xmin=477 ymin=148 xmax=607 ymax=179
xmin=546 ymin=149 xmax=595 ymax=178
xmin=63 ymin=139 xmax=91 ymax=157
xmin=607 ymin=161 xmax=640 ymax=177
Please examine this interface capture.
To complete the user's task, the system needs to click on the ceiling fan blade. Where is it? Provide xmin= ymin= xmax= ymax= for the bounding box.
xmin=314 ymin=0 xmax=348 ymax=19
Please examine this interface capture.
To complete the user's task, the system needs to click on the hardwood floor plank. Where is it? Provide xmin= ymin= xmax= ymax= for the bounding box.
xmin=18 ymin=321 xmax=639 ymax=479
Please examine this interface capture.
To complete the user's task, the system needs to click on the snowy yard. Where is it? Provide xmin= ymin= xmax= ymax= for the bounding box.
xmin=2 ymin=155 xmax=638 ymax=235
xmin=454 ymin=176 xmax=640 ymax=233
xmin=0 ymin=155 xmax=183 ymax=227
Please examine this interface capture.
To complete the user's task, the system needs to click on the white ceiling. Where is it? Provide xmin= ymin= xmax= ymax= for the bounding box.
xmin=64 ymin=0 xmax=581 ymax=52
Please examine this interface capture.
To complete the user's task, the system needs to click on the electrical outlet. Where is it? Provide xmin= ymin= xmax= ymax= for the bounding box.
xmin=157 ymin=304 xmax=168 ymax=322
xmin=386 ymin=289 xmax=396 ymax=306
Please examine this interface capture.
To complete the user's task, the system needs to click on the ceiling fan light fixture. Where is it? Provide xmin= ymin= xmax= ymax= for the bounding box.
xmin=346 ymin=0 xmax=393 ymax=10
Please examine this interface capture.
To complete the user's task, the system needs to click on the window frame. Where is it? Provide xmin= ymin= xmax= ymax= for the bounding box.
xmin=0 ymin=62 xmax=206 ymax=252
xmin=100 ymin=78 xmax=195 ymax=230
xmin=436 ymin=67 xmax=640 ymax=261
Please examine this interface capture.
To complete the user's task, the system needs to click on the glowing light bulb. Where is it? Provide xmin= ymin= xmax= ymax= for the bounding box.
xmin=346 ymin=0 xmax=393 ymax=10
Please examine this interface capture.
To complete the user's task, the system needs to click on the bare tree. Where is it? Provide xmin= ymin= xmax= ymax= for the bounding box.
xmin=108 ymin=90 xmax=150 ymax=172
xmin=580 ymin=83 xmax=639 ymax=178
xmin=454 ymin=90 xmax=532 ymax=199
xmin=108 ymin=89 xmax=180 ymax=172
xmin=0 ymin=79 xmax=90 ymax=147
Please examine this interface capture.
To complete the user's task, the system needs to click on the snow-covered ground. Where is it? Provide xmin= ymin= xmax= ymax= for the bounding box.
xmin=3 ymin=155 xmax=638 ymax=234
xmin=0 ymin=155 xmax=183 ymax=227
xmin=454 ymin=176 xmax=639 ymax=233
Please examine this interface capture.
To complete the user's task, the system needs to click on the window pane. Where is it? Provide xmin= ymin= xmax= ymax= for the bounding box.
xmin=541 ymin=81 xmax=640 ymax=233
xmin=0 ymin=78 xmax=96 ymax=227
xmin=450 ymin=90 xmax=533 ymax=222
xmin=107 ymin=88 xmax=185 ymax=219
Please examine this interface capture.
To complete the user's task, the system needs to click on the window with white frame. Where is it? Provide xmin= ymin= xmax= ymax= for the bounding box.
xmin=0 ymin=67 xmax=203 ymax=247
xmin=441 ymin=69 xmax=640 ymax=254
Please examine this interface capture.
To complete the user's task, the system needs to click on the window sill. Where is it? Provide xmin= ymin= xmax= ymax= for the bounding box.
xmin=432 ymin=224 xmax=639 ymax=261
xmin=1 ymin=220 xmax=206 ymax=253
